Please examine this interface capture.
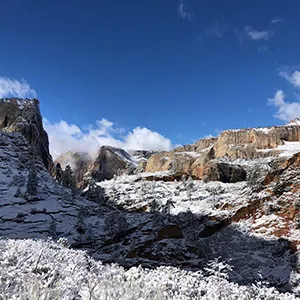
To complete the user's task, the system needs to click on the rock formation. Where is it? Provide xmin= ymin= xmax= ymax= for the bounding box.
xmin=55 ymin=151 xmax=93 ymax=187
xmin=55 ymin=146 xmax=142 ymax=186
xmin=145 ymin=121 xmax=300 ymax=182
xmin=0 ymin=98 xmax=53 ymax=171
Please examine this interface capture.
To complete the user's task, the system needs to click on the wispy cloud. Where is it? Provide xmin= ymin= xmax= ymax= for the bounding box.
xmin=198 ymin=22 xmax=226 ymax=40
xmin=268 ymin=90 xmax=300 ymax=122
xmin=44 ymin=118 xmax=173 ymax=159
xmin=177 ymin=0 xmax=193 ymax=21
xmin=257 ymin=45 xmax=268 ymax=53
xmin=270 ymin=18 xmax=282 ymax=24
xmin=269 ymin=66 xmax=300 ymax=121
xmin=279 ymin=70 xmax=300 ymax=88
xmin=243 ymin=19 xmax=281 ymax=42
xmin=0 ymin=77 xmax=37 ymax=98
xmin=198 ymin=19 xmax=281 ymax=45
xmin=244 ymin=26 xmax=273 ymax=41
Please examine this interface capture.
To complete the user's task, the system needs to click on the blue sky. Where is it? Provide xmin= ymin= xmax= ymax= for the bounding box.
xmin=1 ymin=0 xmax=300 ymax=156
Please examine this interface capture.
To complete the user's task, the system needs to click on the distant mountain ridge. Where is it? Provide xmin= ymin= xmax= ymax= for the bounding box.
xmin=2 ymin=97 xmax=300 ymax=185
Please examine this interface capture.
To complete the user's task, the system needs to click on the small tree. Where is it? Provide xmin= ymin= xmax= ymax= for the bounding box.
xmin=26 ymin=164 xmax=37 ymax=196
xmin=186 ymin=176 xmax=194 ymax=201
xmin=54 ymin=163 xmax=63 ymax=184
xmin=183 ymin=209 xmax=198 ymax=240
xmin=14 ymin=186 xmax=22 ymax=198
xmin=104 ymin=212 xmax=129 ymax=237
xmin=150 ymin=199 xmax=161 ymax=213
xmin=86 ymin=183 xmax=105 ymax=203
xmin=247 ymin=165 xmax=263 ymax=191
xmin=62 ymin=165 xmax=76 ymax=189
xmin=76 ymin=207 xmax=88 ymax=235
xmin=162 ymin=198 xmax=175 ymax=214
xmin=49 ymin=219 xmax=57 ymax=239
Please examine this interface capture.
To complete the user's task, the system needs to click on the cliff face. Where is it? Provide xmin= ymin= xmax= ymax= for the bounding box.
xmin=0 ymin=98 xmax=53 ymax=170
xmin=214 ymin=125 xmax=300 ymax=159
xmin=145 ymin=121 xmax=300 ymax=182
xmin=54 ymin=151 xmax=93 ymax=186
xmin=55 ymin=146 xmax=140 ymax=187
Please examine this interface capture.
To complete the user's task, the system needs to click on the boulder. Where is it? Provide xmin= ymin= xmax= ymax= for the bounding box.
xmin=202 ymin=161 xmax=246 ymax=183
xmin=157 ymin=225 xmax=183 ymax=240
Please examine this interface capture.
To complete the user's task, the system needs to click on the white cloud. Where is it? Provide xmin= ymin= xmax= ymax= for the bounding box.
xmin=268 ymin=90 xmax=300 ymax=121
xmin=125 ymin=127 xmax=172 ymax=151
xmin=177 ymin=1 xmax=193 ymax=21
xmin=43 ymin=118 xmax=173 ymax=159
xmin=279 ymin=70 xmax=300 ymax=88
xmin=270 ymin=18 xmax=282 ymax=24
xmin=244 ymin=26 xmax=273 ymax=41
xmin=0 ymin=77 xmax=37 ymax=98
xmin=198 ymin=22 xmax=226 ymax=40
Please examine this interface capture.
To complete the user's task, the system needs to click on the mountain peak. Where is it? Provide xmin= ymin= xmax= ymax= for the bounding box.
xmin=0 ymin=97 xmax=53 ymax=170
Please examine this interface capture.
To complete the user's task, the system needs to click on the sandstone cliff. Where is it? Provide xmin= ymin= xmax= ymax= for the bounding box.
xmin=55 ymin=146 xmax=142 ymax=186
xmin=0 ymin=98 xmax=53 ymax=170
xmin=145 ymin=121 xmax=300 ymax=182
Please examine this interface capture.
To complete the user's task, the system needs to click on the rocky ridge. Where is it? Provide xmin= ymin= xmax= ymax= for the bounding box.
xmin=55 ymin=146 xmax=154 ymax=187
xmin=145 ymin=120 xmax=300 ymax=182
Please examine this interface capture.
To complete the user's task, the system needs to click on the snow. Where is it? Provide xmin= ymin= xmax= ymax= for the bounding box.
xmin=286 ymin=118 xmax=300 ymax=126
xmin=97 ymin=174 xmax=250 ymax=218
xmin=278 ymin=141 xmax=300 ymax=157
xmin=114 ymin=148 xmax=137 ymax=167
xmin=253 ymin=127 xmax=272 ymax=134
xmin=0 ymin=238 xmax=296 ymax=300
xmin=252 ymin=141 xmax=300 ymax=158
xmin=174 ymin=151 xmax=202 ymax=158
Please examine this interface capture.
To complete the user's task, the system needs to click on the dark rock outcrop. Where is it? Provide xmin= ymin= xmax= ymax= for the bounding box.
xmin=92 ymin=146 xmax=136 ymax=180
xmin=157 ymin=224 xmax=183 ymax=240
xmin=0 ymin=98 xmax=53 ymax=170
xmin=202 ymin=161 xmax=247 ymax=183
xmin=55 ymin=151 xmax=92 ymax=186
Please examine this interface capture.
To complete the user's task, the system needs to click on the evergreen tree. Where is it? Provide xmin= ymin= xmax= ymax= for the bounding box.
xmin=26 ymin=164 xmax=37 ymax=196
xmin=62 ymin=165 xmax=76 ymax=189
xmin=86 ymin=183 xmax=104 ymax=203
xmin=162 ymin=199 xmax=175 ymax=214
xmin=55 ymin=163 xmax=63 ymax=184
xmin=104 ymin=211 xmax=129 ymax=237
xmin=150 ymin=199 xmax=161 ymax=213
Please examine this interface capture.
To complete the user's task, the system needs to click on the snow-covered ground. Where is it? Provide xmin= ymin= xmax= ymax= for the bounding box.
xmin=97 ymin=173 xmax=250 ymax=218
xmin=278 ymin=141 xmax=300 ymax=157
xmin=0 ymin=238 xmax=296 ymax=300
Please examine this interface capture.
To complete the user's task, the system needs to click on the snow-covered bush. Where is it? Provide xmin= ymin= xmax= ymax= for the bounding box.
xmin=0 ymin=238 xmax=296 ymax=300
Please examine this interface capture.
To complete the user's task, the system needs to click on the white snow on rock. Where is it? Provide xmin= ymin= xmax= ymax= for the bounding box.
xmin=278 ymin=141 xmax=300 ymax=157
xmin=286 ymin=118 xmax=300 ymax=127
xmin=97 ymin=174 xmax=249 ymax=218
